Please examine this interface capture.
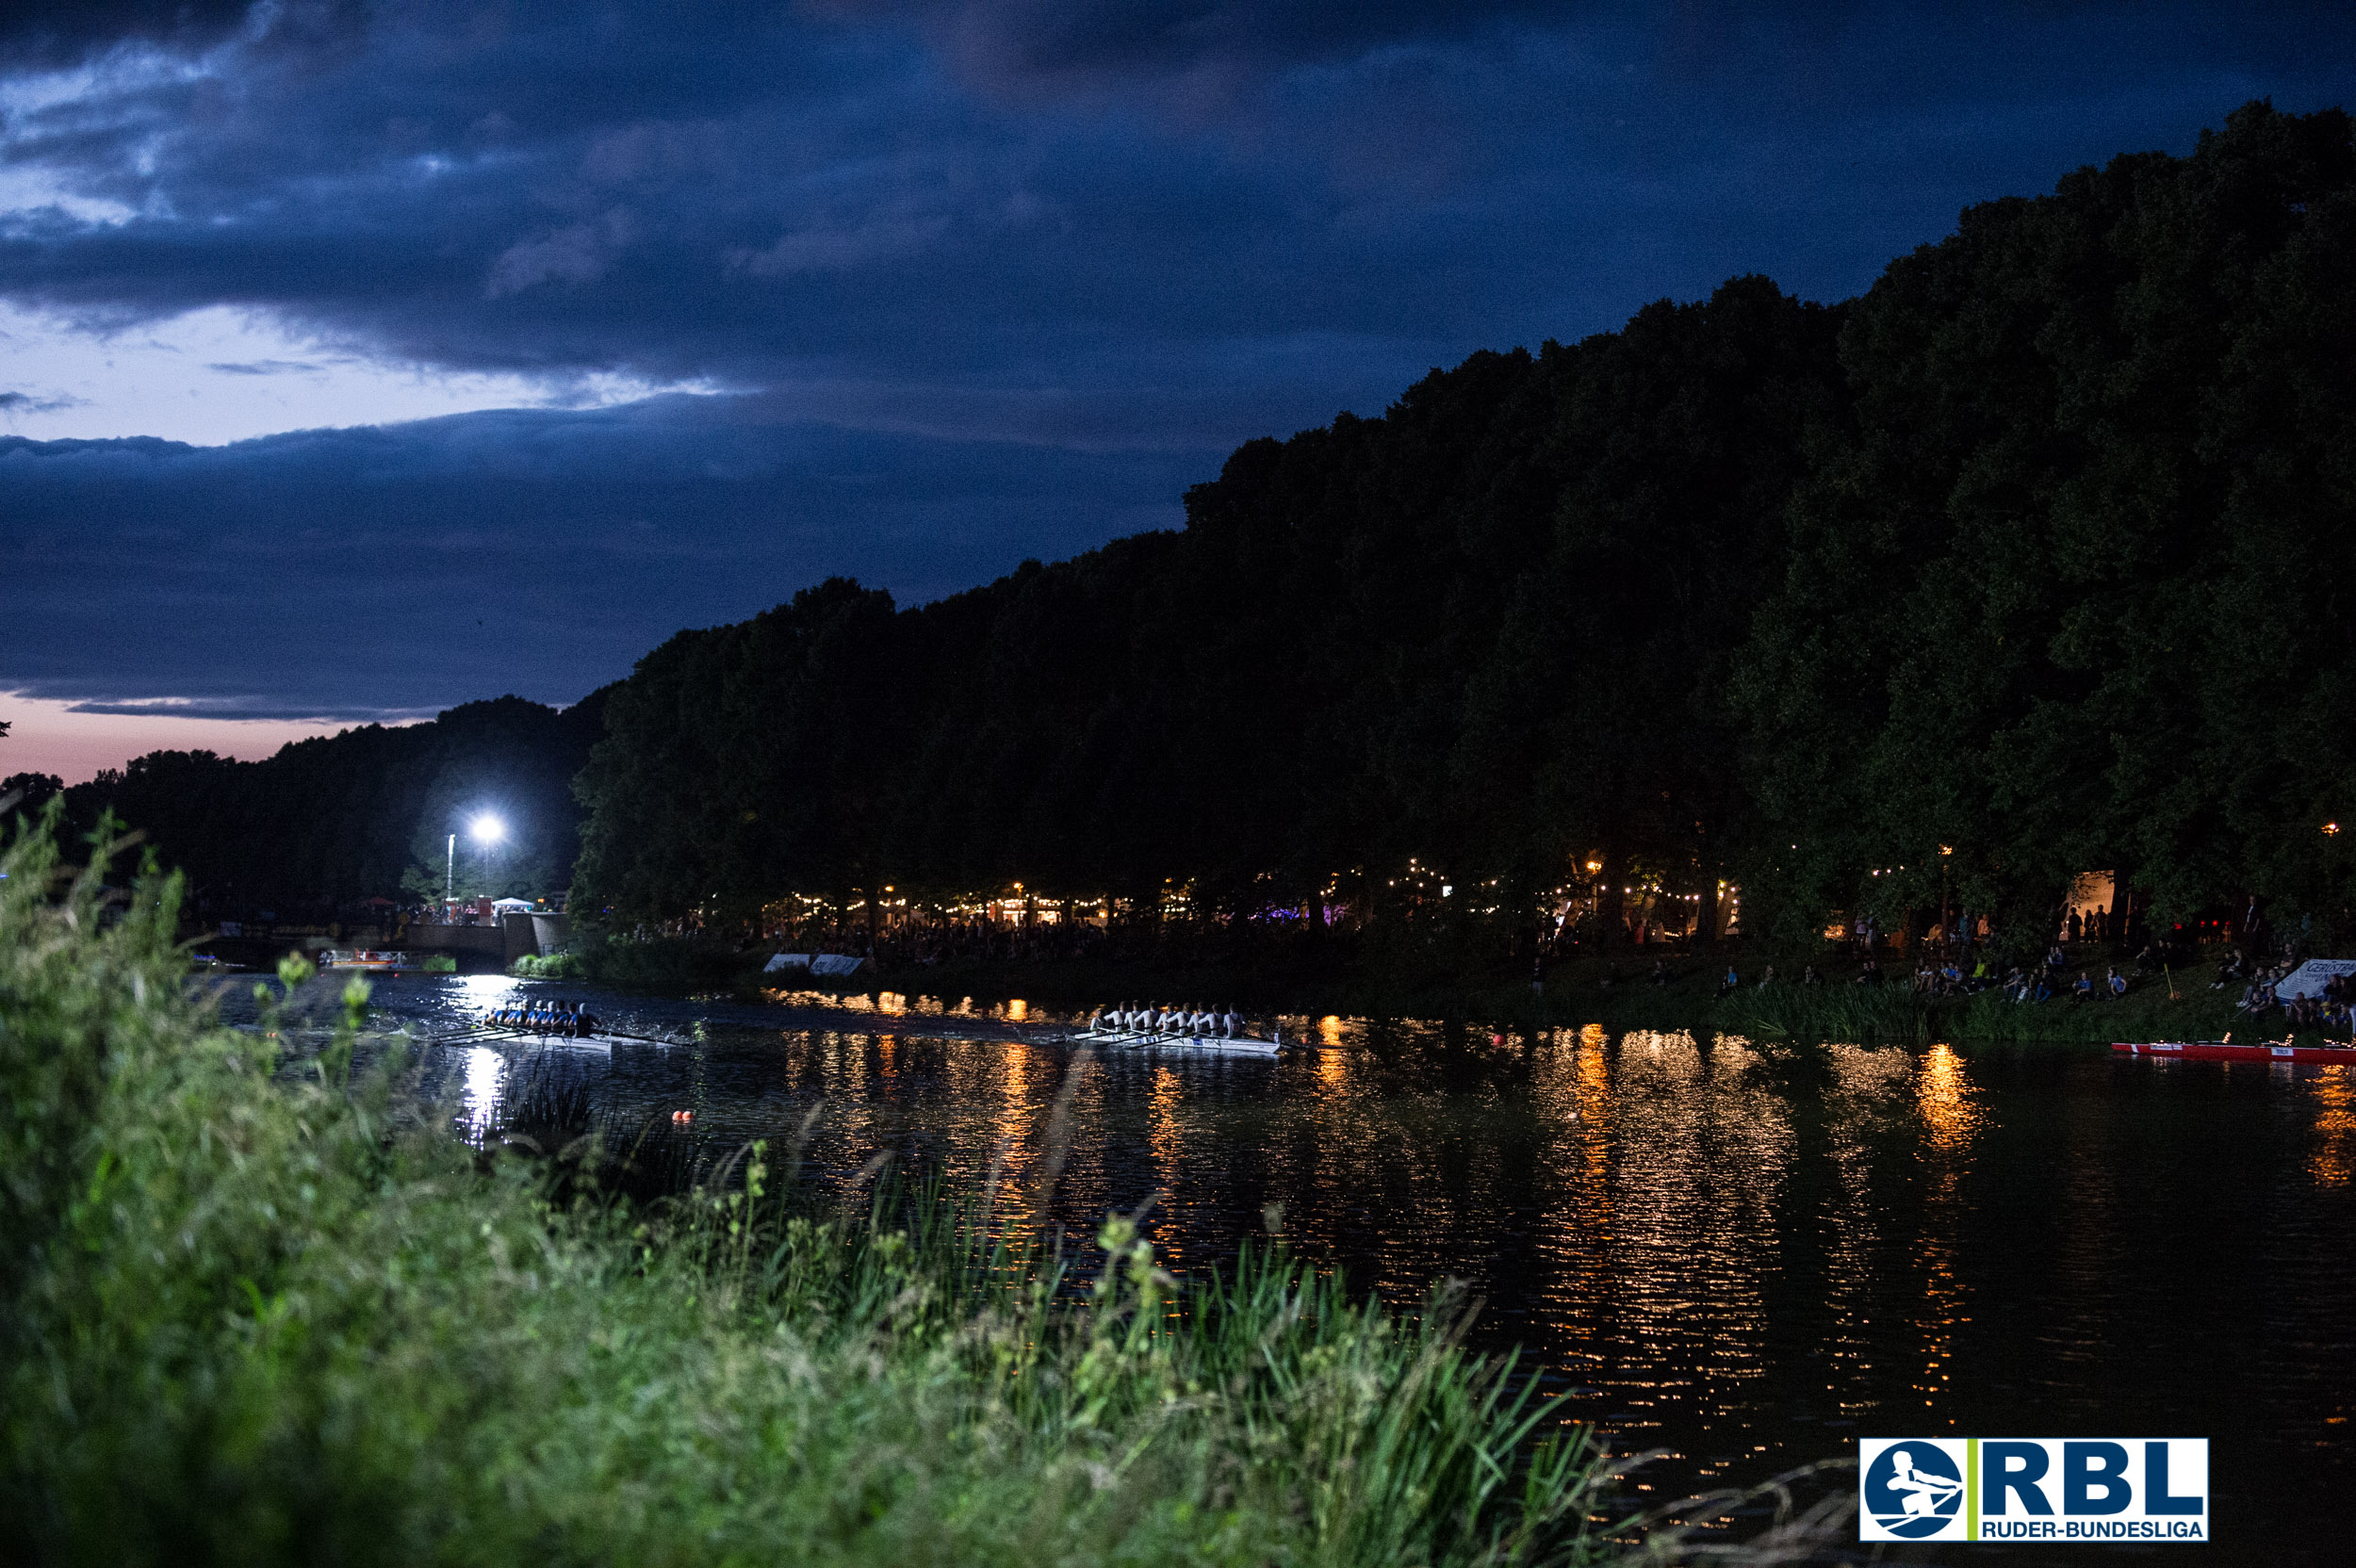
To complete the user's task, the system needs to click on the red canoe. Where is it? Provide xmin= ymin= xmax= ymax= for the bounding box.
xmin=2113 ymin=1040 xmax=2356 ymax=1065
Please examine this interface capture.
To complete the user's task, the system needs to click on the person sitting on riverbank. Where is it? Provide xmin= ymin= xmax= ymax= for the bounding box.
xmin=1757 ymin=964 xmax=1777 ymax=988
xmin=1854 ymin=956 xmax=1882 ymax=986
xmin=2106 ymin=968 xmax=2128 ymax=1000
xmin=1651 ymin=959 xmax=1667 ymax=988
xmin=2074 ymin=972 xmax=2095 ymax=1001
xmin=1801 ymin=964 xmax=1823 ymax=985
xmin=1717 ymin=965 xmax=1739 ymax=998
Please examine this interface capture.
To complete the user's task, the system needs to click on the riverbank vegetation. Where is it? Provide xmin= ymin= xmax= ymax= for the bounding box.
xmin=586 ymin=928 xmax=2247 ymax=1047
xmin=3 ymin=816 xmax=1848 ymax=1565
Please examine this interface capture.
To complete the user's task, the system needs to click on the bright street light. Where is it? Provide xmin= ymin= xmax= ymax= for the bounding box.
xmin=447 ymin=814 xmax=507 ymax=906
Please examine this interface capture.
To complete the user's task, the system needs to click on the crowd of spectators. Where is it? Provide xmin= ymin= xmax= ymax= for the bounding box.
xmin=1903 ymin=939 xmax=2167 ymax=1004
xmin=2222 ymin=954 xmax=2353 ymax=1037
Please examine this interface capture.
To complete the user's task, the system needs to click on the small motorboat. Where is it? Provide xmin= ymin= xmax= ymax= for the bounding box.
xmin=320 ymin=949 xmax=426 ymax=974
xmin=2113 ymin=1039 xmax=2356 ymax=1065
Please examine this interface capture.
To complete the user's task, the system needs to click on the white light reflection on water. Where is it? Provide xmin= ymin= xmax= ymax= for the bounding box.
xmin=460 ymin=1046 xmax=505 ymax=1141
xmin=1814 ymin=1043 xmax=1913 ymax=1429
xmin=452 ymin=973 xmax=520 ymax=1016
xmin=1573 ymin=1031 xmax=1792 ymax=1451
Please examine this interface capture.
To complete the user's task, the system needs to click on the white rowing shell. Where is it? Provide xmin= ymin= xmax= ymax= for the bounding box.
xmin=1069 ymin=1028 xmax=1280 ymax=1057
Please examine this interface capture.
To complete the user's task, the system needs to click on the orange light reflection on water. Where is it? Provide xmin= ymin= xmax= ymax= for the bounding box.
xmin=1911 ymin=1042 xmax=1982 ymax=1418
xmin=2311 ymin=1066 xmax=2355 ymax=1186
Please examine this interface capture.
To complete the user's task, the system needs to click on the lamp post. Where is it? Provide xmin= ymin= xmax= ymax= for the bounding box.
xmin=447 ymin=815 xmax=506 ymax=919
xmin=469 ymin=815 xmax=504 ymax=910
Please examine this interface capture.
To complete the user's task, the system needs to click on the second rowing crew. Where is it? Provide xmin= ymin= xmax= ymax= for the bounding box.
xmin=1084 ymin=1004 xmax=1258 ymax=1040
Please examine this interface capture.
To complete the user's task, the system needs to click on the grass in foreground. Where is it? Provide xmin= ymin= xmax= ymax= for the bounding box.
xmin=0 ymin=813 xmax=1840 ymax=1566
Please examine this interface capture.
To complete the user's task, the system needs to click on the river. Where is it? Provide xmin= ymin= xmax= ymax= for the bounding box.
xmin=330 ymin=973 xmax=2352 ymax=1566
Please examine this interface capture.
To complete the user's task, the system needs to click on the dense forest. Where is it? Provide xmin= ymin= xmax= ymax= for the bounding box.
xmin=571 ymin=103 xmax=2356 ymax=953
xmin=6 ymin=694 xmax=607 ymax=922
xmin=10 ymin=103 xmax=2352 ymax=961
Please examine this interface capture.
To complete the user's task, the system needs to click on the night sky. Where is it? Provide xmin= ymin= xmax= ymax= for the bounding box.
xmin=4 ymin=2 xmax=2352 ymax=777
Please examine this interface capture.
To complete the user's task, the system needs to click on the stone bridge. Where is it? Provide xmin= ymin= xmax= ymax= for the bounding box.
xmin=401 ymin=913 xmax=570 ymax=968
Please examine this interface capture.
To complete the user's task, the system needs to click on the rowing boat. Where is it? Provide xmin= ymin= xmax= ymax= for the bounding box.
xmin=1065 ymin=1027 xmax=1282 ymax=1057
xmin=432 ymin=1022 xmax=681 ymax=1050
xmin=2112 ymin=1039 xmax=2356 ymax=1065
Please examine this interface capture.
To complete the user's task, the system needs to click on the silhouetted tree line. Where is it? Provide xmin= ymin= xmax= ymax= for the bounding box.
xmin=572 ymin=104 xmax=2356 ymax=955
xmin=16 ymin=105 xmax=2353 ymax=962
xmin=17 ymin=694 xmax=608 ymax=922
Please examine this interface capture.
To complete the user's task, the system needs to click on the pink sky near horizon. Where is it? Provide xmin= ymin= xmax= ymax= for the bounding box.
xmin=1 ymin=691 xmax=395 ymax=784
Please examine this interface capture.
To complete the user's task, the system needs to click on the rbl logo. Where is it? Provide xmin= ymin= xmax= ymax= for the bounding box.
xmin=1859 ymin=1438 xmax=2208 ymax=1543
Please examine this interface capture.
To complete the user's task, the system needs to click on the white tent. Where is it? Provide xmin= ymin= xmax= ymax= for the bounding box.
xmin=2275 ymin=958 xmax=2356 ymax=1001
xmin=763 ymin=952 xmax=863 ymax=976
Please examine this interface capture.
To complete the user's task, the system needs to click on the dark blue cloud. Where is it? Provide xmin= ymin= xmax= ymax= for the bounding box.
xmin=1 ymin=1 xmax=2352 ymax=718
xmin=0 ymin=397 xmax=1210 ymax=717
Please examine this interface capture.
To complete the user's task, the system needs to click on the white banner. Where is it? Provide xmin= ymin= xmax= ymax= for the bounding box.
xmin=2275 ymin=958 xmax=2356 ymax=1001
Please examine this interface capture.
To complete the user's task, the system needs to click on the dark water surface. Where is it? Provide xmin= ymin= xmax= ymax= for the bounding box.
xmin=345 ymin=975 xmax=2351 ymax=1565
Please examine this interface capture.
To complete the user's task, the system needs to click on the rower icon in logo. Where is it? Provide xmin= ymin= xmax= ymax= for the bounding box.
xmin=1863 ymin=1442 xmax=1964 ymax=1539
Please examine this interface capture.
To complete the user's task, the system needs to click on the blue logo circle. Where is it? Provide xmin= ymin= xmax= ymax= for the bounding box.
xmin=1865 ymin=1443 xmax=1964 ymax=1538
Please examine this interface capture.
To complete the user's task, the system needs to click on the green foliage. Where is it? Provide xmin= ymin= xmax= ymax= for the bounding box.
xmin=507 ymin=949 xmax=586 ymax=979
xmin=1 ymin=772 xmax=64 ymax=817
xmin=11 ymin=813 xmax=1828 ymax=1566
xmin=1713 ymin=974 xmax=2240 ymax=1046
xmin=560 ymin=931 xmax=763 ymax=991
xmin=1740 ymin=102 xmax=2356 ymax=937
